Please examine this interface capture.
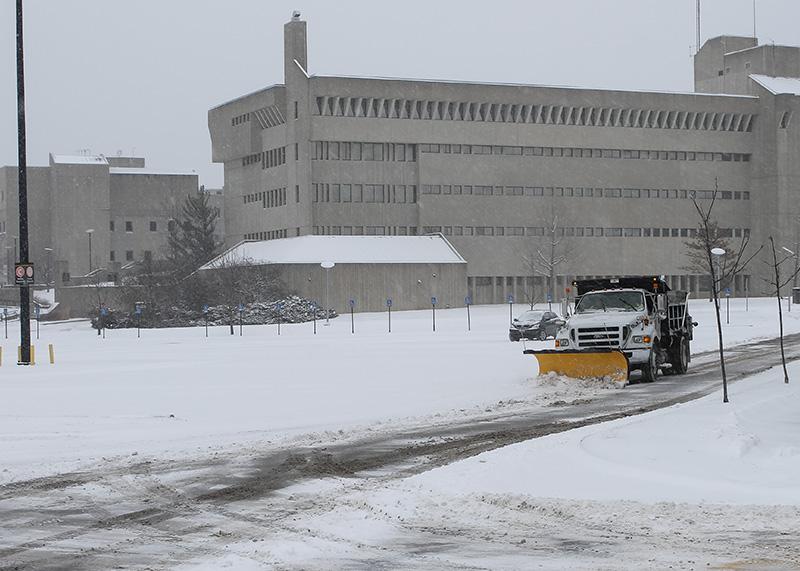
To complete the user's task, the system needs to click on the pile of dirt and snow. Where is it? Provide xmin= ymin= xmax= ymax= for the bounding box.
xmin=92 ymin=295 xmax=336 ymax=329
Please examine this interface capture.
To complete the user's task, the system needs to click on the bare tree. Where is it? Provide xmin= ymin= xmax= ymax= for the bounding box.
xmin=522 ymin=205 xmax=577 ymax=309
xmin=682 ymin=219 xmax=736 ymax=300
xmin=763 ymin=237 xmax=800 ymax=384
xmin=690 ymin=181 xmax=761 ymax=403
xmin=203 ymin=253 xmax=285 ymax=334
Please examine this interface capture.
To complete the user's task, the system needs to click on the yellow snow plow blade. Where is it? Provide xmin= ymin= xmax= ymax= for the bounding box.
xmin=524 ymin=349 xmax=629 ymax=382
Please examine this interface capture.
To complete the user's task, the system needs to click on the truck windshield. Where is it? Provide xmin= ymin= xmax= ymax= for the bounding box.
xmin=575 ymin=291 xmax=645 ymax=313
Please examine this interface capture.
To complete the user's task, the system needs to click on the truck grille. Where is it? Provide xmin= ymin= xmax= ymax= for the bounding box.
xmin=576 ymin=326 xmax=624 ymax=348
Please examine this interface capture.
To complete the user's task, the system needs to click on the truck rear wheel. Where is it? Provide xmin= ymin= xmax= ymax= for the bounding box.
xmin=669 ymin=337 xmax=690 ymax=375
xmin=641 ymin=343 xmax=660 ymax=383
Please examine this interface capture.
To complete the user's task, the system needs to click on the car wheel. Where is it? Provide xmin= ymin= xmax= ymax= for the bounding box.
xmin=670 ymin=337 xmax=690 ymax=374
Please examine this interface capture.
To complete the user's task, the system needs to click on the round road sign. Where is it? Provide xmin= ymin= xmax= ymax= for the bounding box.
xmin=15 ymin=266 xmax=24 ymax=278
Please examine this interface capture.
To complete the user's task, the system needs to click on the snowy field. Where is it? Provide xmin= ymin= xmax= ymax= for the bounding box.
xmin=0 ymin=297 xmax=797 ymax=485
xmin=2 ymin=297 xmax=800 ymax=569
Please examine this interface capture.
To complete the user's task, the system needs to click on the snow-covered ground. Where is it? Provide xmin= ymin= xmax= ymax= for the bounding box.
xmin=0 ymin=297 xmax=797 ymax=485
xmin=2 ymin=298 xmax=800 ymax=569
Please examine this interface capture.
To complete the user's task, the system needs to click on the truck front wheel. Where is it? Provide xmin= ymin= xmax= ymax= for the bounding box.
xmin=641 ymin=343 xmax=660 ymax=383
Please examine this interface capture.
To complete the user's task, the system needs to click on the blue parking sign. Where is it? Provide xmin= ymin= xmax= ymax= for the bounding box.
xmin=386 ymin=298 xmax=392 ymax=307
xmin=431 ymin=296 xmax=437 ymax=305
xmin=507 ymin=294 xmax=514 ymax=303
xmin=547 ymin=293 xmax=552 ymax=302
xmin=350 ymin=299 xmax=355 ymax=307
xmin=724 ymin=288 xmax=731 ymax=297
xmin=465 ymin=296 xmax=471 ymax=305
xmin=202 ymin=304 xmax=209 ymax=314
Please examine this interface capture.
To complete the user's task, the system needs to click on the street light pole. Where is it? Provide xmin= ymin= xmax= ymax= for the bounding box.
xmin=321 ymin=261 xmax=334 ymax=326
xmin=15 ymin=0 xmax=32 ymax=365
xmin=44 ymin=247 xmax=53 ymax=291
xmin=86 ymin=229 xmax=94 ymax=274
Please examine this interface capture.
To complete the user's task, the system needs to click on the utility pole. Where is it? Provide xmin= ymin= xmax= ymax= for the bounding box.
xmin=16 ymin=0 xmax=32 ymax=365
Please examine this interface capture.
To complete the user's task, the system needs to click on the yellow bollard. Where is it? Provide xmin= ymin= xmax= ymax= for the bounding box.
xmin=17 ymin=346 xmax=35 ymax=365
xmin=49 ymin=344 xmax=54 ymax=364
xmin=0 ymin=346 xmax=3 ymax=366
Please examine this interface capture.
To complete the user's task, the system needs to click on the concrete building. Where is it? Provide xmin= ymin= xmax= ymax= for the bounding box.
xmin=200 ymin=234 xmax=467 ymax=312
xmin=0 ymin=155 xmax=222 ymax=286
xmin=209 ymin=14 xmax=800 ymax=304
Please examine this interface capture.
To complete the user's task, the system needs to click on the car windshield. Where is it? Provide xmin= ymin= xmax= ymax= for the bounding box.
xmin=575 ymin=291 xmax=645 ymax=313
xmin=517 ymin=310 xmax=545 ymax=322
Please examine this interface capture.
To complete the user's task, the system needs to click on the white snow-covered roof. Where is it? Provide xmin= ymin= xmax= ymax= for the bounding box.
xmin=200 ymin=235 xmax=466 ymax=269
xmin=750 ymin=75 xmax=800 ymax=96
xmin=109 ymin=167 xmax=196 ymax=176
xmin=50 ymin=154 xmax=108 ymax=165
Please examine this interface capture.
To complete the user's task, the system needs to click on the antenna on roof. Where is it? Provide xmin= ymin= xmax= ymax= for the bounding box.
xmin=753 ymin=0 xmax=757 ymax=39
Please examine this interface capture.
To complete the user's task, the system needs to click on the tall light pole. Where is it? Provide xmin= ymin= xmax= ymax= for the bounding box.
xmin=86 ymin=229 xmax=94 ymax=273
xmin=15 ymin=0 xmax=32 ymax=365
xmin=44 ymin=247 xmax=53 ymax=291
xmin=321 ymin=261 xmax=334 ymax=325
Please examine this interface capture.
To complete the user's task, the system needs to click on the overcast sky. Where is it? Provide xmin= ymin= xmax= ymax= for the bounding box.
xmin=1 ymin=0 xmax=798 ymax=188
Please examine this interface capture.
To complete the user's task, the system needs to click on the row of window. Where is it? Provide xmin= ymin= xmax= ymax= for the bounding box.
xmin=418 ymin=143 xmax=751 ymax=163
xmin=110 ymin=220 xmax=165 ymax=233
xmin=110 ymin=249 xmax=150 ymax=262
xmin=420 ymin=184 xmax=751 ymax=201
xmin=232 ymin=112 xmax=251 ymax=126
xmin=421 ymin=225 xmax=751 ymax=238
xmin=312 ymin=183 xmax=418 ymax=204
xmin=241 ymin=146 xmax=287 ymax=169
xmin=312 ymin=141 xmax=417 ymax=162
xmin=244 ymin=229 xmax=288 ymax=241
xmin=243 ymin=187 xmax=288 ymax=208
xmin=314 ymin=95 xmax=757 ymax=133
xmin=314 ymin=226 xmax=419 ymax=236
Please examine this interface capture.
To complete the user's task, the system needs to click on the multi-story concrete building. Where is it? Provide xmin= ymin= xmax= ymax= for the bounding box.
xmin=208 ymin=15 xmax=800 ymax=304
xmin=0 ymin=154 xmax=222 ymax=286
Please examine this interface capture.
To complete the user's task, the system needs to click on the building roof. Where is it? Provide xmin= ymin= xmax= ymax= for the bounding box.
xmin=310 ymin=73 xmax=758 ymax=99
xmin=109 ymin=167 xmax=197 ymax=176
xmin=50 ymin=154 xmax=108 ymax=165
xmin=200 ymin=235 xmax=466 ymax=269
xmin=749 ymin=75 xmax=800 ymax=96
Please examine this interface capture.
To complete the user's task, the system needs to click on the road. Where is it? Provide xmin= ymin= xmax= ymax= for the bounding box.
xmin=1 ymin=333 xmax=799 ymax=570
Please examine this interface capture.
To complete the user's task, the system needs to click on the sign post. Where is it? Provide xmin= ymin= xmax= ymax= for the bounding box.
xmin=3 ymin=308 xmax=7 ymax=339
xmin=35 ymin=304 xmax=39 ymax=340
xmin=465 ymin=296 xmax=471 ymax=332
xmin=238 ymin=303 xmax=244 ymax=336
xmin=431 ymin=296 xmax=437 ymax=332
xmin=311 ymin=302 xmax=317 ymax=334
xmin=134 ymin=301 xmax=144 ymax=338
xmin=203 ymin=304 xmax=209 ymax=337
xmin=386 ymin=298 xmax=392 ymax=333
xmin=99 ymin=306 xmax=108 ymax=339
xmin=507 ymin=294 xmax=514 ymax=325
xmin=349 ymin=299 xmax=355 ymax=334
xmin=321 ymin=261 xmax=335 ymax=326
xmin=276 ymin=302 xmax=283 ymax=336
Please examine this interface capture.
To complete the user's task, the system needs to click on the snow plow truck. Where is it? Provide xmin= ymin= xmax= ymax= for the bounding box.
xmin=524 ymin=276 xmax=694 ymax=382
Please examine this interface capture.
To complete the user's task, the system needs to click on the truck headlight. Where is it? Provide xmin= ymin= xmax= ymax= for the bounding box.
xmin=633 ymin=335 xmax=651 ymax=344
xmin=633 ymin=335 xmax=643 ymax=343
xmin=556 ymin=339 xmax=569 ymax=347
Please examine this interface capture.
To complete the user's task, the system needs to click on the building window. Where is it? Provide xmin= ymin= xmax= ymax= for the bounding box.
xmin=295 ymin=185 xmax=300 ymax=203
xmin=149 ymin=221 xmax=157 ymax=232
xmin=168 ymin=219 xmax=176 ymax=232
xmin=294 ymin=101 xmax=298 ymax=119
xmin=110 ymin=250 xmax=115 ymax=262
xmin=125 ymin=221 xmax=133 ymax=233
xmin=125 ymin=250 xmax=134 ymax=261
xmin=109 ymin=220 xmax=115 ymax=232
xmin=144 ymin=250 xmax=152 ymax=262
xmin=295 ymin=143 xmax=299 ymax=160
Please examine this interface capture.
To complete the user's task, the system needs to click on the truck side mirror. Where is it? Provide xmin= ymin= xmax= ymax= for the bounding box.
xmin=657 ymin=296 xmax=666 ymax=312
